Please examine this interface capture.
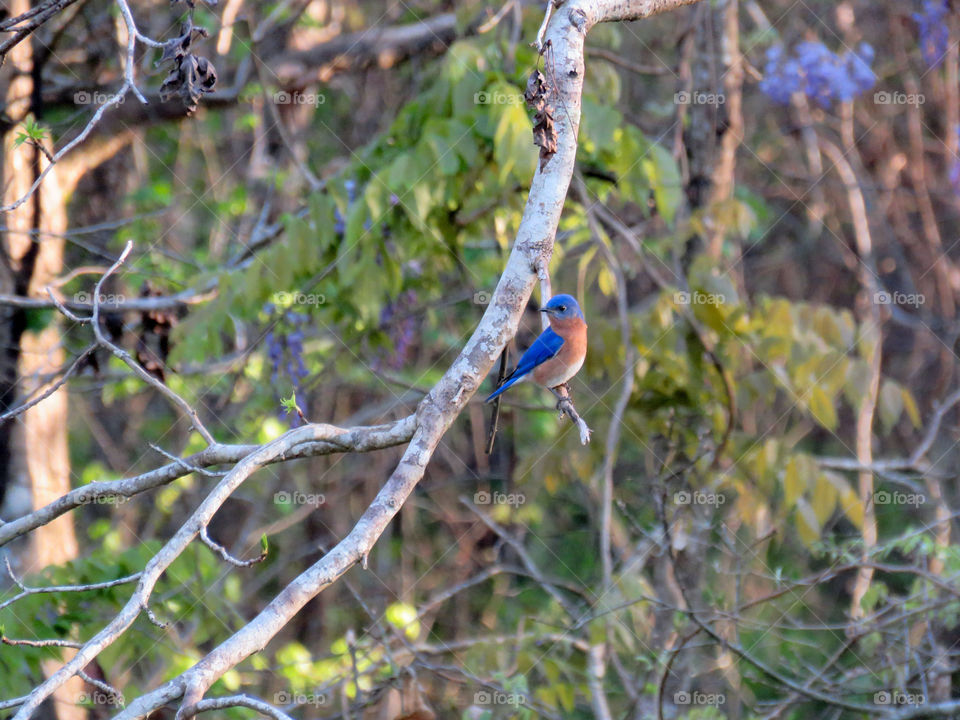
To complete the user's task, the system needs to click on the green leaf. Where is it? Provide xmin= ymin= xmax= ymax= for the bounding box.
xmin=812 ymin=306 xmax=844 ymax=348
xmin=555 ymin=683 xmax=575 ymax=713
xmin=641 ymin=141 xmax=682 ymax=225
xmin=843 ymin=358 xmax=872 ymax=410
xmin=811 ymin=471 xmax=838 ymax=524
xmin=860 ymin=581 xmax=888 ymax=613
xmin=825 ymin=470 xmax=863 ymax=530
xmin=308 ymin=194 xmax=336 ymax=251
xmin=902 ymin=388 xmax=921 ymax=428
xmin=795 ymin=499 xmax=821 ymax=548
xmin=14 ymin=117 xmax=46 ymax=148
xmin=808 ymin=385 xmax=837 ymax=431
xmin=783 ymin=455 xmax=813 ymax=508
xmin=493 ymin=97 xmax=535 ymax=184
xmin=597 ymin=264 xmax=616 ymax=297
xmin=385 ymin=602 xmax=420 ymax=639
xmin=581 ymin=97 xmax=620 ymax=153
xmin=280 ymin=393 xmax=300 ymax=415
xmin=878 ymin=379 xmax=904 ymax=432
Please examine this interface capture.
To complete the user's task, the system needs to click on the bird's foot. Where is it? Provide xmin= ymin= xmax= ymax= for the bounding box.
xmin=549 ymin=384 xmax=591 ymax=445
xmin=550 ymin=384 xmax=571 ymax=412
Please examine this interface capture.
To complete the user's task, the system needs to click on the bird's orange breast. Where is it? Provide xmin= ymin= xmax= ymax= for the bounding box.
xmin=532 ymin=316 xmax=587 ymax=388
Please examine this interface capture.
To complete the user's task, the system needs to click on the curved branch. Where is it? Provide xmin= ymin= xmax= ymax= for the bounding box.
xmin=0 ymin=287 xmax=217 ymax=312
xmin=192 ymin=695 xmax=295 ymax=720
xmin=0 ymin=417 xmax=414 ymax=548
xmin=0 ymin=344 xmax=95 ymax=423
xmin=7 ymin=418 xmax=415 ymax=720
xmin=0 ymin=555 xmax=141 ymax=612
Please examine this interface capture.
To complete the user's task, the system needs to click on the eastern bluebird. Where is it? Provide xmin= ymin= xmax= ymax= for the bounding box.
xmin=485 ymin=294 xmax=588 ymax=403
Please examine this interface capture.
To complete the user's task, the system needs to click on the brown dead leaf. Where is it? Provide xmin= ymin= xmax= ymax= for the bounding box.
xmin=158 ymin=25 xmax=217 ymax=114
xmin=524 ymin=69 xmax=557 ymax=171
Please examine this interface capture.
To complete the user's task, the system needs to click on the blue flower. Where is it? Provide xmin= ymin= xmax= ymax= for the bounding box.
xmin=760 ymin=40 xmax=876 ymax=107
xmin=913 ymin=1 xmax=949 ymax=68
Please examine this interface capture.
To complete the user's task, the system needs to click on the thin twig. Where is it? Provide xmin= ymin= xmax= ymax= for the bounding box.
xmin=199 ymin=526 xmax=267 ymax=568
xmin=88 ymin=241 xmax=216 ymax=445
xmin=0 ymin=344 xmax=96 ymax=422
xmin=77 ymin=671 xmax=124 ymax=706
xmin=192 ymin=695 xmax=295 ymax=720
xmin=1 ymin=555 xmax=141 ymax=612
xmin=1 ymin=636 xmax=83 ymax=649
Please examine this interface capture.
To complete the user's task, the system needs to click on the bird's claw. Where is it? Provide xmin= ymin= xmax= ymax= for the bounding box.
xmin=550 ymin=384 xmax=571 ymax=411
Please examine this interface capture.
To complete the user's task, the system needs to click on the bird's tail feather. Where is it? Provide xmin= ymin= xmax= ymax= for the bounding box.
xmin=484 ymin=373 xmax=526 ymax=403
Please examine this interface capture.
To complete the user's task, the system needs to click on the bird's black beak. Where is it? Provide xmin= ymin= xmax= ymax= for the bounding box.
xmin=540 ymin=307 xmax=555 ymax=315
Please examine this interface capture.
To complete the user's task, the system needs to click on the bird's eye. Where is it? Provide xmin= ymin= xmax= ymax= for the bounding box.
xmin=559 ymin=305 xmax=566 ymax=312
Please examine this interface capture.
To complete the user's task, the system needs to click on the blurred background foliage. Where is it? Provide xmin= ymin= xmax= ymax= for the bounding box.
xmin=3 ymin=0 xmax=960 ymax=718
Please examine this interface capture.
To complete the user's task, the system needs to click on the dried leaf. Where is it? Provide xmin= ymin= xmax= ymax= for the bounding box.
xmin=524 ymin=70 xmax=557 ymax=170
xmin=157 ymin=24 xmax=217 ymax=114
xmin=135 ymin=284 xmax=177 ymax=382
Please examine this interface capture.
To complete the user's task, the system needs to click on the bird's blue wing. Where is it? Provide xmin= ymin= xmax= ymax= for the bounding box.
xmin=485 ymin=328 xmax=564 ymax=402
xmin=512 ymin=327 xmax=564 ymax=377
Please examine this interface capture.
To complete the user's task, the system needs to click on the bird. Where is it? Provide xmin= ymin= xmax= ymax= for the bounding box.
xmin=485 ymin=293 xmax=588 ymax=403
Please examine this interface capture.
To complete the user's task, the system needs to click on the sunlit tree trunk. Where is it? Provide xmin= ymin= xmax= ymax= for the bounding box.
xmin=0 ymin=3 xmax=118 ymax=718
xmin=2 ymin=5 xmax=81 ymax=720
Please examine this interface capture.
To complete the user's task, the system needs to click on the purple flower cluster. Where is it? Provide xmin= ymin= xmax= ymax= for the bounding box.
xmin=333 ymin=179 xmax=359 ymax=235
xmin=373 ymin=290 xmax=419 ymax=371
xmin=760 ymin=42 xmax=876 ymax=107
xmin=263 ymin=305 xmax=310 ymax=424
xmin=913 ymin=1 xmax=949 ymax=68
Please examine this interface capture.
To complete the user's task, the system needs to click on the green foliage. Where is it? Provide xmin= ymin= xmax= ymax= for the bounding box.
xmin=163 ymin=31 xmax=684 ymax=447
xmin=37 ymin=6 xmax=946 ymax=716
xmin=13 ymin=116 xmax=47 ymax=148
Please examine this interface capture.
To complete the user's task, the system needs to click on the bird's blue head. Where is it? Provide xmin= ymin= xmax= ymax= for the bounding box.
xmin=541 ymin=294 xmax=584 ymax=320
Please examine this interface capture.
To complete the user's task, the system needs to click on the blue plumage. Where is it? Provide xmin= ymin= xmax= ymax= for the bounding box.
xmin=485 ymin=327 xmax=564 ymax=402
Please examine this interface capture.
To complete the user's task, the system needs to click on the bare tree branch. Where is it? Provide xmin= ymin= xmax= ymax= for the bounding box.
xmin=1 ymin=554 xmax=141 ymax=612
xmin=192 ymin=695 xmax=295 ymax=720
xmin=0 ymin=418 xmax=413 ymax=548
xmin=10 ymin=419 xmax=414 ymax=719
